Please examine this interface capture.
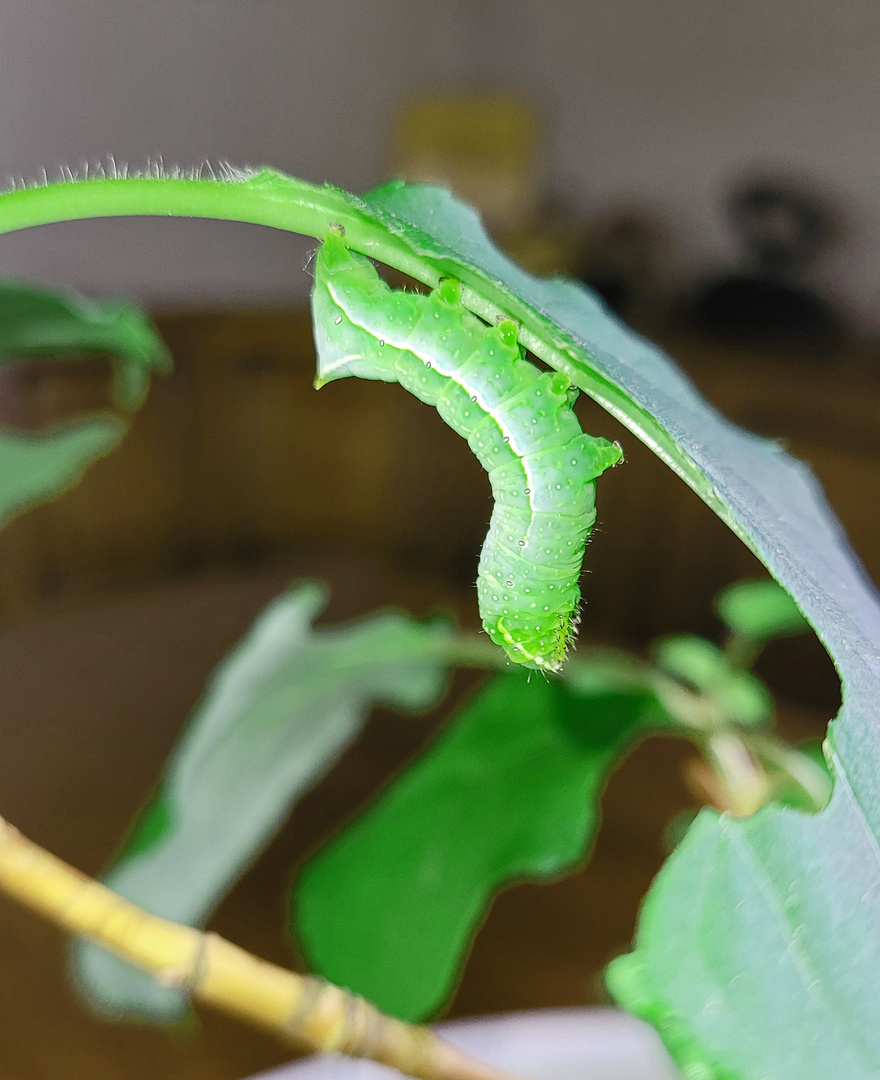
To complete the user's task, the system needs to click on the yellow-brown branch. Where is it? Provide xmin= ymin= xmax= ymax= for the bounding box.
xmin=0 ymin=817 xmax=521 ymax=1080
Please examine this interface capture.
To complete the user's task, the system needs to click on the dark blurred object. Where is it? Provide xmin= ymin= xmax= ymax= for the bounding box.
xmin=688 ymin=176 xmax=847 ymax=351
xmin=693 ymin=275 xmax=844 ymax=349
xmin=730 ymin=179 xmax=837 ymax=277
xmin=573 ymin=209 xmax=669 ymax=319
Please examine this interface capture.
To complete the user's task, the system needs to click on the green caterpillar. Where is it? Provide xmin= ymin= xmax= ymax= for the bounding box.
xmin=311 ymin=233 xmax=621 ymax=671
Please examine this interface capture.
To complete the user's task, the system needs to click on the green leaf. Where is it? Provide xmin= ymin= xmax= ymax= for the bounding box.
xmin=293 ymin=670 xmax=663 ymax=1021
xmin=353 ymin=183 xmax=880 ymax=1078
xmin=716 ymin=579 xmax=810 ymax=644
xmin=0 ymin=418 xmax=126 ymax=527
xmin=0 ymin=280 xmax=170 ymax=409
xmin=606 ymin=799 xmax=880 ymax=1080
xmin=653 ymin=635 xmax=772 ymax=728
xmin=73 ymin=582 xmax=454 ymax=1021
xmin=768 ymin=738 xmax=832 ymax=814
xmin=0 ymin=281 xmax=168 ymax=526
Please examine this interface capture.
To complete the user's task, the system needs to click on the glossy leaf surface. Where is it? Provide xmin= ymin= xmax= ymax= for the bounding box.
xmin=74 ymin=582 xmax=454 ymax=1021
xmin=294 ymin=671 xmax=663 ymax=1021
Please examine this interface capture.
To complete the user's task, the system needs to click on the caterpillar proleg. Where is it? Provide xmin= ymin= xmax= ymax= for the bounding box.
xmin=312 ymin=232 xmax=621 ymax=671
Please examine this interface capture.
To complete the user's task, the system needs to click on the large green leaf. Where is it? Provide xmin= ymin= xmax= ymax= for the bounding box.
xmin=294 ymin=671 xmax=663 ymax=1021
xmin=0 ymin=280 xmax=170 ymax=409
xmin=73 ymin=581 xmax=455 ymax=1021
xmin=355 ymin=184 xmax=880 ymax=1079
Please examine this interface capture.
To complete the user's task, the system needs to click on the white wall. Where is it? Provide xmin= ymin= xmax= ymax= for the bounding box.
xmin=0 ymin=0 xmax=415 ymax=304
xmin=485 ymin=0 xmax=880 ymax=326
xmin=1 ymin=0 xmax=879 ymax=322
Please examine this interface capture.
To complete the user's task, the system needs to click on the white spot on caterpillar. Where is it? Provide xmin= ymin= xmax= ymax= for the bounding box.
xmin=334 ymin=315 xmax=343 ymax=324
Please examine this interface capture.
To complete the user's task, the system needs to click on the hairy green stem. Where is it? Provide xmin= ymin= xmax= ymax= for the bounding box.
xmin=0 ymin=170 xmax=746 ymax=555
xmin=0 ymin=174 xmax=440 ymax=288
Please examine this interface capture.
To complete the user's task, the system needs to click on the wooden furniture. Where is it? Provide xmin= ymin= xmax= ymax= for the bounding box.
xmin=1 ymin=309 xmax=875 ymax=714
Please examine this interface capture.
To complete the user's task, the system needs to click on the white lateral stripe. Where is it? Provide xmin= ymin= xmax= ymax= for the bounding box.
xmin=329 ymin=281 xmax=537 ymax=514
xmin=319 ymin=350 xmax=365 ymax=377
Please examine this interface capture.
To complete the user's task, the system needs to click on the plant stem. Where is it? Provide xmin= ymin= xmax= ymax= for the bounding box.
xmin=722 ymin=631 xmax=761 ymax=672
xmin=0 ymin=816 xmax=520 ymax=1080
xmin=749 ymin=733 xmax=833 ymax=812
xmin=0 ymin=169 xmax=748 ymax=551
xmin=0 ymin=174 xmax=441 ymax=289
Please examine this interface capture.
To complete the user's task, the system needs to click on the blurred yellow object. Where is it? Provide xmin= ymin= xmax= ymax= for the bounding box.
xmin=392 ymin=94 xmax=541 ymax=239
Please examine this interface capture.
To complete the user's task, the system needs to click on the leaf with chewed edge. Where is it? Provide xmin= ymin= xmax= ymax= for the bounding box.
xmin=294 ymin=670 xmax=665 ymax=1021
xmin=73 ymin=581 xmax=454 ymax=1021
xmin=359 ymin=183 xmax=880 ymax=1079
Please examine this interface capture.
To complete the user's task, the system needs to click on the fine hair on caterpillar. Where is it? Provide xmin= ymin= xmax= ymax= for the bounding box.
xmin=311 ymin=232 xmax=622 ymax=672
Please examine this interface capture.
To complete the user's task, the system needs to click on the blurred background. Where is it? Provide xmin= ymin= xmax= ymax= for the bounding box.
xmin=0 ymin=1 xmax=878 ymax=1077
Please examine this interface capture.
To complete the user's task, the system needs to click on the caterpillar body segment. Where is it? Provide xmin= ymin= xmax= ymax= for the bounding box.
xmin=312 ymin=233 xmax=621 ymax=671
